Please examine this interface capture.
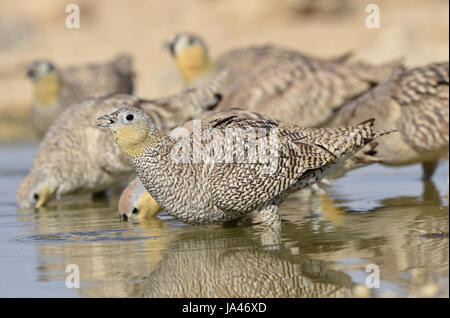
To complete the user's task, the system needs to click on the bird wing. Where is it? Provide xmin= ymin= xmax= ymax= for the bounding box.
xmin=331 ymin=62 xmax=449 ymax=153
xmin=203 ymin=116 xmax=337 ymax=212
xmin=395 ymin=63 xmax=449 ymax=152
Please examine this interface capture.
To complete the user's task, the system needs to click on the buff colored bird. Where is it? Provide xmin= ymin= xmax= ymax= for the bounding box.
xmin=331 ymin=62 xmax=449 ymax=179
xmin=116 ymin=108 xmax=383 ymax=222
xmin=98 ymin=107 xmax=395 ymax=228
xmin=27 ymin=55 xmax=134 ymax=137
xmin=16 ymin=71 xmax=225 ymax=209
xmin=116 ymin=109 xmax=273 ymax=221
xmin=164 ymin=32 xmax=402 ymax=127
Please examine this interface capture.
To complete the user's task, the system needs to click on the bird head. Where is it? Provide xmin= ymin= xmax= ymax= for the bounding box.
xmin=97 ymin=107 xmax=162 ymax=158
xmin=26 ymin=60 xmax=57 ymax=82
xmin=16 ymin=173 xmax=57 ymax=209
xmin=163 ymin=33 xmax=213 ymax=84
xmin=118 ymin=179 xmax=162 ymax=221
xmin=26 ymin=60 xmax=63 ymax=106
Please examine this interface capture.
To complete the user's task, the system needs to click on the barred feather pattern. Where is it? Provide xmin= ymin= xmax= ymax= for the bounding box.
xmin=131 ymin=112 xmax=394 ymax=226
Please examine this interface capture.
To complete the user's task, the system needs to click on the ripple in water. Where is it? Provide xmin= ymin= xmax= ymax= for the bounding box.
xmin=15 ymin=229 xmax=156 ymax=244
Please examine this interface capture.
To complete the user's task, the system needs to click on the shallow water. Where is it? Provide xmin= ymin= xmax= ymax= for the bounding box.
xmin=0 ymin=143 xmax=448 ymax=297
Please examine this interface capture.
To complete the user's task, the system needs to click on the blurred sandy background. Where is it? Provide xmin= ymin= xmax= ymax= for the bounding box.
xmin=0 ymin=0 xmax=448 ymax=140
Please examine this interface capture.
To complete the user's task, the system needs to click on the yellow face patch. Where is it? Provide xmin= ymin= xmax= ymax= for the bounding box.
xmin=138 ymin=192 xmax=162 ymax=219
xmin=175 ymin=43 xmax=213 ymax=84
xmin=113 ymin=121 xmax=162 ymax=158
xmin=33 ymin=72 xmax=63 ymax=107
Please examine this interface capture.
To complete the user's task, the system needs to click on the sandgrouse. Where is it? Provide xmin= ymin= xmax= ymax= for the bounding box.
xmin=98 ymin=107 xmax=395 ymax=228
xmin=164 ymin=32 xmax=402 ymax=127
xmin=331 ymin=62 xmax=449 ymax=179
xmin=27 ymin=54 xmax=134 ymax=137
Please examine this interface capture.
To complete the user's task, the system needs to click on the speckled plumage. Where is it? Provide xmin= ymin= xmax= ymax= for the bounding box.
xmin=101 ymin=108 xmax=395 ymax=227
xmin=331 ymin=62 xmax=449 ymax=179
xmin=117 ymin=108 xmax=383 ymax=220
xmin=117 ymin=109 xmax=284 ymax=221
xmin=17 ymin=73 xmax=225 ymax=209
xmin=165 ymin=33 xmax=402 ymax=127
xmin=28 ymin=55 xmax=135 ymax=137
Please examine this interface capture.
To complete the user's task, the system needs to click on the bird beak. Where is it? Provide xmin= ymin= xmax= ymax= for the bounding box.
xmin=26 ymin=69 xmax=34 ymax=79
xmin=120 ymin=212 xmax=129 ymax=222
xmin=35 ymin=185 xmax=56 ymax=208
xmin=35 ymin=198 xmax=46 ymax=208
xmin=97 ymin=114 xmax=115 ymax=127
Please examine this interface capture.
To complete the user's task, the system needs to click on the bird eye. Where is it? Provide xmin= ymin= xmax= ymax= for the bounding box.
xmin=33 ymin=193 xmax=39 ymax=201
xmin=26 ymin=69 xmax=35 ymax=78
xmin=188 ymin=38 xmax=195 ymax=45
xmin=132 ymin=207 xmax=138 ymax=214
xmin=126 ymin=114 xmax=134 ymax=122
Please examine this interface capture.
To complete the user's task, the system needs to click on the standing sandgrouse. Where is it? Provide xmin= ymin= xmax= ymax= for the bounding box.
xmin=115 ymin=108 xmax=384 ymax=222
xmin=98 ymin=108 xmax=395 ymax=228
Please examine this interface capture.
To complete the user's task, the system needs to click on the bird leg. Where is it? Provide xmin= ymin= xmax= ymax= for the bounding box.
xmin=260 ymin=227 xmax=282 ymax=249
xmin=422 ymin=161 xmax=438 ymax=180
xmin=259 ymin=202 xmax=281 ymax=228
xmin=259 ymin=192 xmax=289 ymax=228
xmin=258 ymin=202 xmax=282 ymax=248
